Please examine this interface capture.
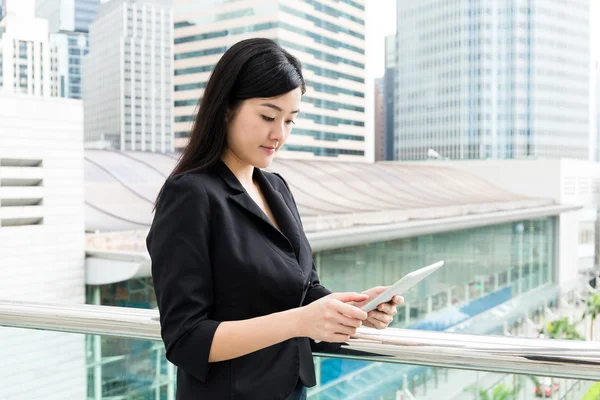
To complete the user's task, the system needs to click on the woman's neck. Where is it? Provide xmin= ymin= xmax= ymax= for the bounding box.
xmin=222 ymin=151 xmax=254 ymax=188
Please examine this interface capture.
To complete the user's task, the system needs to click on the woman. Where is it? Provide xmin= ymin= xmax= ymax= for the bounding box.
xmin=147 ymin=38 xmax=402 ymax=400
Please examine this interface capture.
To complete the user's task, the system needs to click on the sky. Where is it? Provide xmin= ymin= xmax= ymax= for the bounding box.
xmin=365 ymin=0 xmax=397 ymax=80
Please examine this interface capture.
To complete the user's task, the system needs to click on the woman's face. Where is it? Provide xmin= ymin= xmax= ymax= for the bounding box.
xmin=225 ymin=88 xmax=302 ymax=169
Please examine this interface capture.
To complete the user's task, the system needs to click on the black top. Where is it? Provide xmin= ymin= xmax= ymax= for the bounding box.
xmin=146 ymin=161 xmax=333 ymax=400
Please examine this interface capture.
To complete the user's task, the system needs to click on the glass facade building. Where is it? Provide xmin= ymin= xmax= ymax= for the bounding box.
xmin=394 ymin=0 xmax=590 ymax=160
xmin=74 ymin=0 xmax=100 ymax=32
xmin=172 ymin=0 xmax=366 ymax=159
xmin=35 ymin=0 xmax=100 ymax=33
xmin=50 ymin=31 xmax=88 ymax=99
xmin=85 ymin=216 xmax=557 ymax=398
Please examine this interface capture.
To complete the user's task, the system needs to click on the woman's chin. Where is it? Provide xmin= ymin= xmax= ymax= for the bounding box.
xmin=252 ymin=155 xmax=275 ymax=169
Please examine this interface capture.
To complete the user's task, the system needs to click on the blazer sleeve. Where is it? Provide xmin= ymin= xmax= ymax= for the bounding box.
xmin=146 ymin=175 xmax=220 ymax=383
xmin=272 ymin=173 xmax=332 ymax=306
xmin=302 ymin=262 xmax=332 ymax=306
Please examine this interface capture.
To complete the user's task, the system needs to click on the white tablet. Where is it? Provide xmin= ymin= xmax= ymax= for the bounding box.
xmin=361 ymin=261 xmax=444 ymax=312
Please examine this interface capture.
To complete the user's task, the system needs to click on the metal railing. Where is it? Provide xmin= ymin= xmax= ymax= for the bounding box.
xmin=1 ymin=299 xmax=600 ymax=381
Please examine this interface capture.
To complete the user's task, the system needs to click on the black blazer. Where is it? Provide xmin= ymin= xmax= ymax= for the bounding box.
xmin=147 ymin=161 xmax=334 ymax=400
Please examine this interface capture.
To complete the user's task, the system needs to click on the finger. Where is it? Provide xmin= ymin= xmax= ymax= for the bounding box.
xmin=328 ymin=333 xmax=351 ymax=343
xmin=376 ymin=303 xmax=397 ymax=315
xmin=328 ymin=322 xmax=357 ymax=336
xmin=368 ymin=311 xmax=394 ymax=325
xmin=333 ymin=300 xmax=368 ymax=320
xmin=363 ymin=320 xmax=376 ymax=329
xmin=367 ymin=318 xmax=388 ymax=329
xmin=331 ymin=292 xmax=369 ymax=304
xmin=391 ymin=295 xmax=404 ymax=305
xmin=332 ymin=312 xmax=363 ymax=328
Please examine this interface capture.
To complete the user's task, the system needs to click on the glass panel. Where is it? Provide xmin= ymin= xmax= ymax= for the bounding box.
xmin=0 ymin=327 xmax=174 ymax=399
xmin=311 ymin=356 xmax=597 ymax=400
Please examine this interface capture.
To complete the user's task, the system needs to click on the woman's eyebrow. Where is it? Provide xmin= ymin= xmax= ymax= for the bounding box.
xmin=260 ymin=103 xmax=300 ymax=114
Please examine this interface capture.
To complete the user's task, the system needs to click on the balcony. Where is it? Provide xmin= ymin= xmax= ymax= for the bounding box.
xmin=1 ymin=297 xmax=599 ymax=400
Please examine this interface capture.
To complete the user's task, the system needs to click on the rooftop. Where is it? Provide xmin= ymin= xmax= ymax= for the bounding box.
xmin=84 ymin=150 xmax=570 ymax=252
xmin=83 ymin=150 xmax=579 ymax=284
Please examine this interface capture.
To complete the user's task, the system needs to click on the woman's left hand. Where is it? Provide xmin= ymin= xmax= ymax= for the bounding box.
xmin=350 ymin=286 xmax=404 ymax=329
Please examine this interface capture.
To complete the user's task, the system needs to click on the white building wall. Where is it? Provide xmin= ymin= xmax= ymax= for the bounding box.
xmin=0 ymin=93 xmax=86 ymax=400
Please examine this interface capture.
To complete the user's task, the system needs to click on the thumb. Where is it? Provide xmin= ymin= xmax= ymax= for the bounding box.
xmin=331 ymin=292 xmax=369 ymax=303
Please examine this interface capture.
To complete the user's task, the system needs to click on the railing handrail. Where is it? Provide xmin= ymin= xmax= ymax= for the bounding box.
xmin=1 ymin=299 xmax=600 ymax=381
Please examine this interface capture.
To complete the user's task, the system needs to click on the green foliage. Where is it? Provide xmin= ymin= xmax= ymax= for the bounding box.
xmin=581 ymin=382 xmax=600 ymax=400
xmin=467 ymin=377 xmax=523 ymax=400
xmin=539 ymin=317 xmax=584 ymax=341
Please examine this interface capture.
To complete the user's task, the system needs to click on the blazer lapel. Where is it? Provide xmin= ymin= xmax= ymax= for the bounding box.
xmin=215 ymin=162 xmax=301 ymax=259
xmin=254 ymin=169 xmax=302 ymax=260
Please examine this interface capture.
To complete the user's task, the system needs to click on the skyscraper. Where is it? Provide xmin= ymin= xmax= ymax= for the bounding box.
xmin=172 ymin=0 xmax=366 ymax=160
xmin=35 ymin=0 xmax=101 ymax=33
xmin=35 ymin=0 xmax=100 ymax=100
xmin=0 ymin=0 xmax=52 ymax=96
xmin=83 ymin=0 xmax=174 ymax=153
xmin=74 ymin=0 xmax=101 ymax=32
xmin=374 ymin=77 xmax=385 ymax=161
xmin=395 ymin=1 xmax=590 ymax=161
xmin=384 ymin=34 xmax=396 ymax=161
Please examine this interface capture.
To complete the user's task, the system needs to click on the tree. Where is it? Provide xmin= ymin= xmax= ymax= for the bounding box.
xmin=582 ymin=292 xmax=600 ymax=341
xmin=539 ymin=317 xmax=584 ymax=341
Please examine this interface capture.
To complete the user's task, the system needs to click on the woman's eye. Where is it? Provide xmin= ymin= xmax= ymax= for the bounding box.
xmin=261 ymin=115 xmax=275 ymax=122
xmin=285 ymin=120 xmax=296 ymax=125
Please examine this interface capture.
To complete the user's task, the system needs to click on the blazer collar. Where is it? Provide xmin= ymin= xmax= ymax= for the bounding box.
xmin=215 ymin=161 xmax=301 ymax=260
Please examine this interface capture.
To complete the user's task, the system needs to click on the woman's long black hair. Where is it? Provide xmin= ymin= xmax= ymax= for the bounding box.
xmin=154 ymin=38 xmax=306 ymax=208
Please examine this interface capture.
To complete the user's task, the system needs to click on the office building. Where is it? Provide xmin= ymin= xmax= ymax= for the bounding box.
xmin=0 ymin=0 xmax=52 ymax=96
xmin=81 ymin=149 xmax=579 ymax=397
xmin=395 ymin=1 xmax=590 ymax=160
xmin=35 ymin=0 xmax=101 ymax=33
xmin=384 ymin=33 xmax=396 ymax=160
xmin=374 ymin=77 xmax=384 ymax=161
xmin=83 ymin=0 xmax=174 ymax=152
xmin=35 ymin=0 xmax=100 ymax=99
xmin=173 ymin=0 xmax=366 ymax=159
xmin=0 ymin=92 xmax=86 ymax=399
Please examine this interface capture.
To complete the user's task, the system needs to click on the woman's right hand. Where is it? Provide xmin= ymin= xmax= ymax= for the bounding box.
xmin=297 ymin=292 xmax=369 ymax=342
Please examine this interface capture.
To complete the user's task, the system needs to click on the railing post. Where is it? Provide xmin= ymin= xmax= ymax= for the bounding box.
xmin=518 ymin=227 xmax=524 ymax=295
xmin=155 ymin=349 xmax=160 ymax=400
xmin=93 ymin=286 xmax=102 ymax=400
xmin=167 ymin=361 xmax=175 ymax=400
xmin=475 ymin=370 xmax=480 ymax=400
